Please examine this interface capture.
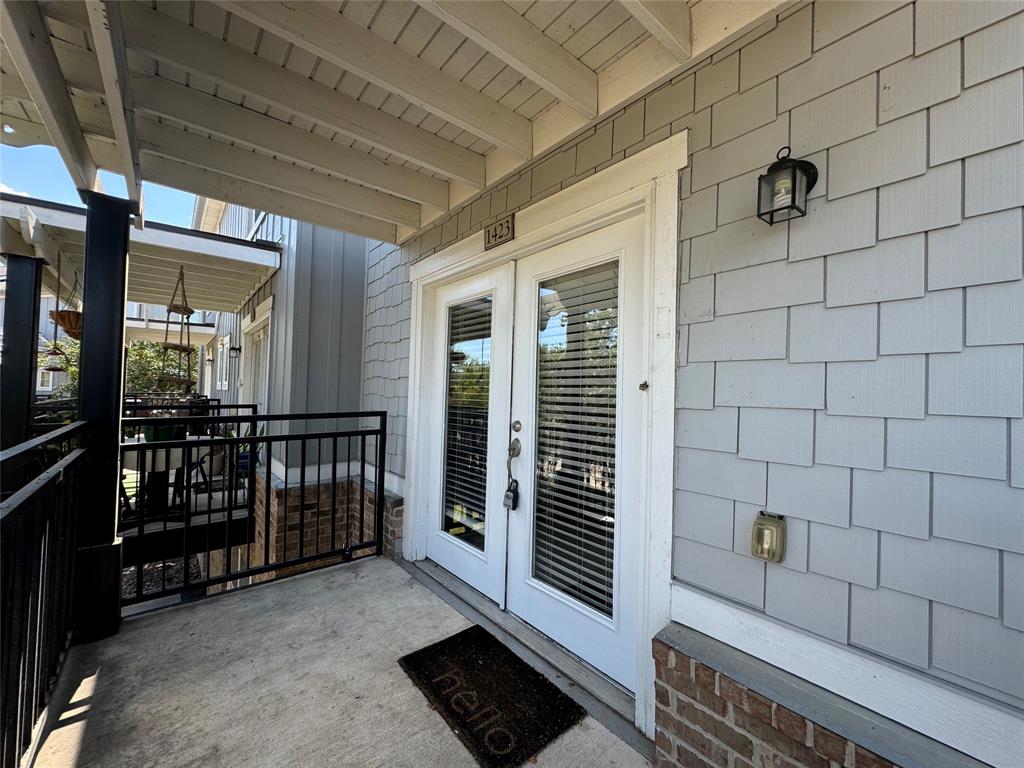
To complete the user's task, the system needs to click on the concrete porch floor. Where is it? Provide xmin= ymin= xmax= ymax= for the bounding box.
xmin=33 ymin=558 xmax=650 ymax=768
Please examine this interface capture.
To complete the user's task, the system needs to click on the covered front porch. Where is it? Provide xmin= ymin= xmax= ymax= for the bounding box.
xmin=30 ymin=558 xmax=647 ymax=768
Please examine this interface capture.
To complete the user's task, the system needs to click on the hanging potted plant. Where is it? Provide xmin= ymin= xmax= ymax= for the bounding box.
xmin=50 ymin=259 xmax=83 ymax=339
xmin=50 ymin=308 xmax=82 ymax=339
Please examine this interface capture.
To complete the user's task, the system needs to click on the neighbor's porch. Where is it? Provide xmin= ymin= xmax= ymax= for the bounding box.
xmin=30 ymin=557 xmax=648 ymax=768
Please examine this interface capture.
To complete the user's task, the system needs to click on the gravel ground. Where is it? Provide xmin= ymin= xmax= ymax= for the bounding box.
xmin=120 ymin=556 xmax=202 ymax=599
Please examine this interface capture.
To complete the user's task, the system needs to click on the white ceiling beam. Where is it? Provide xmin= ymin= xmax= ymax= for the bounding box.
xmin=125 ymin=294 xmax=238 ymax=313
xmin=67 ymin=95 xmax=420 ymax=230
xmin=84 ymin=0 xmax=142 ymax=222
xmin=43 ymin=1 xmax=486 ymax=188
xmin=124 ymin=275 xmax=252 ymax=303
xmin=7 ymin=205 xmax=77 ymax=300
xmin=122 ymin=258 xmax=262 ymax=289
xmin=53 ymin=241 xmax=270 ymax=285
xmin=135 ymin=117 xmax=422 ymax=230
xmin=223 ymin=1 xmax=533 ymax=158
xmin=136 ymin=153 xmax=398 ymax=244
xmin=0 ymin=0 xmax=97 ymax=191
xmin=40 ymin=37 xmax=450 ymax=211
xmin=135 ymin=77 xmax=450 ymax=212
xmin=415 ymin=1 xmax=598 ymax=118
xmin=620 ymin=1 xmax=692 ymax=60
xmin=0 ymin=112 xmax=398 ymax=243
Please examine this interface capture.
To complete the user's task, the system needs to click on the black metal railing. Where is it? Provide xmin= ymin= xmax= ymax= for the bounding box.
xmin=118 ymin=411 xmax=387 ymax=605
xmin=1 ymin=422 xmax=87 ymax=768
xmin=122 ymin=393 xmax=221 ymax=413
xmin=29 ymin=397 xmax=79 ymax=437
xmin=122 ymin=401 xmax=255 ymax=423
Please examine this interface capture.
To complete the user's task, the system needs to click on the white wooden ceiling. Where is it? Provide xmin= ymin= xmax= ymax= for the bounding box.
xmin=0 ymin=1 xmax=785 ymax=243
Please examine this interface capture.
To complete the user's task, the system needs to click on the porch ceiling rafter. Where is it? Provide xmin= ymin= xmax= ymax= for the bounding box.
xmin=620 ymin=1 xmax=692 ymax=60
xmin=222 ymin=0 xmax=533 ymax=158
xmin=42 ymin=0 xmax=486 ymax=188
xmin=1 ymin=93 xmax=401 ymax=241
xmin=136 ymin=77 xmax=450 ymax=212
xmin=39 ymin=39 xmax=425 ymax=229
xmin=0 ymin=0 xmax=97 ymax=192
xmin=137 ymin=151 xmax=398 ymax=244
xmin=14 ymin=204 xmax=77 ymax=301
xmin=77 ymin=97 xmax=420 ymax=231
xmin=414 ymin=1 xmax=598 ymax=119
xmin=40 ymin=35 xmax=449 ymax=212
xmin=84 ymin=0 xmax=142 ymax=221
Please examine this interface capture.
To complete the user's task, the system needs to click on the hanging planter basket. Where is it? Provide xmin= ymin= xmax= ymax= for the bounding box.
xmin=49 ymin=309 xmax=83 ymax=340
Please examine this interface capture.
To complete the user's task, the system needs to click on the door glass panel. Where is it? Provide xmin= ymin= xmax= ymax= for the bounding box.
xmin=532 ymin=262 xmax=619 ymax=616
xmin=441 ymin=297 xmax=493 ymax=550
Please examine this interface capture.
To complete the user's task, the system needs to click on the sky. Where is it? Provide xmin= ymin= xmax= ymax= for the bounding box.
xmin=0 ymin=144 xmax=196 ymax=227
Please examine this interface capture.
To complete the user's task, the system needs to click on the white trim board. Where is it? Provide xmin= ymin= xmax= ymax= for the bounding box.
xmin=405 ymin=130 xmax=686 ymax=737
xmin=267 ymin=456 xmax=403 ymax=498
xmin=671 ymin=584 xmax=1024 ymax=768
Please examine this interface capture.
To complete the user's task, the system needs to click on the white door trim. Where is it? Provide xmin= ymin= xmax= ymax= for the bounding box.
xmin=405 ymin=131 xmax=686 ymax=736
xmin=240 ymin=297 xmax=272 ymax=412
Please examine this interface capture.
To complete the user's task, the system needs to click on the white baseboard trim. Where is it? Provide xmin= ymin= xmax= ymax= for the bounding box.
xmin=671 ymin=583 xmax=1024 ymax=768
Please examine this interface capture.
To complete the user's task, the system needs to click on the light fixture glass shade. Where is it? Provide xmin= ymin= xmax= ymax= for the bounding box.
xmin=757 ymin=147 xmax=817 ymax=225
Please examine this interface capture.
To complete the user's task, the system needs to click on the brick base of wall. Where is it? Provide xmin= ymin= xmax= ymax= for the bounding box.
xmin=653 ymin=638 xmax=896 ymax=768
xmin=203 ymin=475 xmax=404 ymax=592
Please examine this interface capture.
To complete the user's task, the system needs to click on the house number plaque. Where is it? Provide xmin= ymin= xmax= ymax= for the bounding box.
xmin=484 ymin=213 xmax=515 ymax=250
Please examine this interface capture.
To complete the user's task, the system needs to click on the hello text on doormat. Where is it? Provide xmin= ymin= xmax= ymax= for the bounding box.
xmin=399 ymin=625 xmax=586 ymax=768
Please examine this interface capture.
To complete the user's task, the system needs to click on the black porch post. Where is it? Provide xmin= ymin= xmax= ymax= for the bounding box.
xmin=74 ymin=191 xmax=132 ymax=641
xmin=0 ymin=253 xmax=42 ymax=451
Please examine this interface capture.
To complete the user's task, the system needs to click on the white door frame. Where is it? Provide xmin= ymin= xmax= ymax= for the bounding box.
xmin=240 ymin=296 xmax=273 ymax=411
xmin=405 ymin=131 xmax=686 ymax=736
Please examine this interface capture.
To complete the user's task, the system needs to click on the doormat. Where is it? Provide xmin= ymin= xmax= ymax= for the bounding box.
xmin=399 ymin=625 xmax=586 ymax=768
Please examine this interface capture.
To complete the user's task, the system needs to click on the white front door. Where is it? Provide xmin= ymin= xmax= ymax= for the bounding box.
xmin=245 ymin=326 xmax=269 ymax=414
xmin=423 ymin=217 xmax=644 ymax=690
xmin=505 ymin=216 xmax=644 ymax=691
xmin=424 ymin=265 xmax=514 ymax=605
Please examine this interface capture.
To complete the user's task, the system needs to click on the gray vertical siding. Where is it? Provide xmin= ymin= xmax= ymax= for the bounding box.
xmin=208 ymin=211 xmax=366 ymax=442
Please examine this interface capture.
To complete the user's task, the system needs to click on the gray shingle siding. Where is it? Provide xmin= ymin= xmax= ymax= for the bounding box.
xmin=354 ymin=0 xmax=1024 ymax=710
xmin=360 ymin=239 xmax=410 ymax=478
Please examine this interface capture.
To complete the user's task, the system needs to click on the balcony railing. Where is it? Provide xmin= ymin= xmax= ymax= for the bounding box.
xmin=1 ymin=422 xmax=87 ymax=768
xmin=2 ymin=408 xmax=388 ymax=767
xmin=118 ymin=411 xmax=387 ymax=605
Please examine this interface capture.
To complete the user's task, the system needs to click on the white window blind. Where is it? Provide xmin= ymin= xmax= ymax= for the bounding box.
xmin=533 ymin=262 xmax=619 ymax=617
xmin=441 ymin=297 xmax=493 ymax=550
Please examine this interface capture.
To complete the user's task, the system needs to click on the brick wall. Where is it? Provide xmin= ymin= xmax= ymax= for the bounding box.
xmin=356 ymin=0 xmax=1024 ymax=711
xmin=653 ymin=637 xmax=896 ymax=768
xmin=250 ymin=474 xmax=402 ymax=578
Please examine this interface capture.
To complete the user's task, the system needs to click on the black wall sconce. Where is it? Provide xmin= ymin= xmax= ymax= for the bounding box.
xmin=757 ymin=147 xmax=818 ymax=225
xmin=228 ymin=345 xmax=242 ymax=360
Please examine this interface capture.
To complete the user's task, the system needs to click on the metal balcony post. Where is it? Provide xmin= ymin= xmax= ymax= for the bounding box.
xmin=0 ymin=253 xmax=42 ymax=451
xmin=74 ymin=191 xmax=132 ymax=641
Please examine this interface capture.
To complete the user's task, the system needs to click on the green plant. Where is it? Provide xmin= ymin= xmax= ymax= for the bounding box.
xmin=125 ymin=340 xmax=198 ymax=394
xmin=37 ymin=338 xmax=200 ymax=398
